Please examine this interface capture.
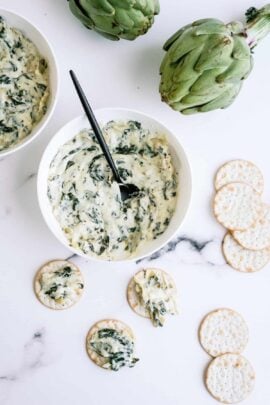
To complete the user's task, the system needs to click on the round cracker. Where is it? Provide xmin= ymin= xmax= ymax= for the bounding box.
xmin=214 ymin=182 xmax=262 ymax=231
xmin=86 ymin=319 xmax=135 ymax=370
xmin=199 ymin=308 xmax=248 ymax=357
xmin=127 ymin=268 xmax=177 ymax=319
xmin=34 ymin=260 xmax=84 ymax=310
xmin=215 ymin=160 xmax=264 ymax=194
xmin=222 ymin=233 xmax=270 ymax=273
xmin=206 ymin=353 xmax=255 ymax=404
xmin=233 ymin=204 xmax=270 ymax=251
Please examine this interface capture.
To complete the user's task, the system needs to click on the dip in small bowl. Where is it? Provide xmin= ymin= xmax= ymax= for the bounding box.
xmin=37 ymin=109 xmax=192 ymax=262
xmin=0 ymin=9 xmax=58 ymax=157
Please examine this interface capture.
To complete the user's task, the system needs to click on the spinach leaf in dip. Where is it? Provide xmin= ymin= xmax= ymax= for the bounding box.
xmin=0 ymin=16 xmax=49 ymax=151
xmin=47 ymin=120 xmax=178 ymax=260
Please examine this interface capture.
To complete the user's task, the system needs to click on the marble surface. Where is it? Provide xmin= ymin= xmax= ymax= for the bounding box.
xmin=0 ymin=0 xmax=270 ymax=404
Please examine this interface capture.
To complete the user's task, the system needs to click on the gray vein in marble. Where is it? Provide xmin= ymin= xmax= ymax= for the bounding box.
xmin=137 ymin=235 xmax=225 ymax=266
xmin=16 ymin=172 xmax=37 ymax=191
xmin=0 ymin=375 xmax=17 ymax=382
xmin=65 ymin=253 xmax=78 ymax=261
xmin=22 ymin=172 xmax=37 ymax=185
xmin=33 ymin=331 xmax=43 ymax=339
xmin=0 ymin=328 xmax=48 ymax=384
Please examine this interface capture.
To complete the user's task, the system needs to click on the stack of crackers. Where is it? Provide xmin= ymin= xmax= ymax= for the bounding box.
xmin=199 ymin=308 xmax=255 ymax=403
xmin=213 ymin=160 xmax=270 ymax=273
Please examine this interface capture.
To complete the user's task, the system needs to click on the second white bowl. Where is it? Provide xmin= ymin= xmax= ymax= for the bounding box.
xmin=0 ymin=9 xmax=59 ymax=157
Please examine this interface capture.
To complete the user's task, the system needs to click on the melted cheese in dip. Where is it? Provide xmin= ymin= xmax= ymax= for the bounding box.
xmin=0 ymin=16 xmax=49 ymax=151
xmin=47 ymin=120 xmax=178 ymax=260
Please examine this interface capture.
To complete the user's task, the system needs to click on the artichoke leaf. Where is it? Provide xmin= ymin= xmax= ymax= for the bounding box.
xmin=192 ymin=18 xmax=224 ymax=27
xmin=166 ymin=100 xmax=188 ymax=112
xmin=172 ymin=46 xmax=203 ymax=83
xmin=159 ymin=53 xmax=169 ymax=75
xmin=110 ymin=0 xmax=136 ymax=9
xmin=163 ymin=19 xmax=220 ymax=51
xmin=195 ymin=34 xmax=234 ymax=71
xmin=115 ymin=9 xmax=136 ymax=28
xmin=160 ymin=47 xmax=203 ymax=102
xmin=92 ymin=15 xmax=123 ymax=35
xmin=198 ymin=83 xmax=242 ymax=112
xmin=246 ymin=55 xmax=254 ymax=78
xmin=160 ymin=59 xmax=177 ymax=93
xmin=193 ymin=20 xmax=229 ymax=36
xmin=169 ymin=29 xmax=206 ymax=64
xmin=163 ymin=24 xmax=193 ymax=51
xmin=79 ymin=0 xmax=115 ymax=16
xmin=135 ymin=0 xmax=160 ymax=15
xmin=217 ymin=58 xmax=252 ymax=84
xmin=121 ymin=31 xmax=142 ymax=40
xmin=165 ymin=78 xmax=197 ymax=103
xmin=69 ymin=0 xmax=95 ymax=27
xmin=188 ymin=68 xmax=232 ymax=98
xmin=232 ymin=35 xmax=251 ymax=60
xmin=179 ymin=106 xmax=199 ymax=114
xmin=126 ymin=8 xmax=150 ymax=26
xmin=180 ymin=84 xmax=240 ymax=114
xmin=183 ymin=88 xmax=232 ymax=107
xmin=180 ymin=93 xmax=216 ymax=109
xmin=153 ymin=0 xmax=160 ymax=14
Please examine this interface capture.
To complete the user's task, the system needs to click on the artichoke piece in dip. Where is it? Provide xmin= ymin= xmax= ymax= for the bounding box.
xmin=47 ymin=120 xmax=178 ymax=260
xmin=127 ymin=268 xmax=178 ymax=326
xmin=86 ymin=320 xmax=139 ymax=371
xmin=0 ymin=16 xmax=49 ymax=151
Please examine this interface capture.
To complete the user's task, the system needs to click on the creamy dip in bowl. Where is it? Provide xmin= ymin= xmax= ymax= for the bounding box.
xmin=38 ymin=109 xmax=192 ymax=262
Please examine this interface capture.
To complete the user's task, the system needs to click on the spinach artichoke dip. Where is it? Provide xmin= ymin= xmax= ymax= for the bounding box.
xmin=34 ymin=260 xmax=84 ymax=310
xmin=86 ymin=320 xmax=139 ymax=371
xmin=128 ymin=268 xmax=178 ymax=326
xmin=47 ymin=120 xmax=178 ymax=260
xmin=0 ymin=16 xmax=49 ymax=151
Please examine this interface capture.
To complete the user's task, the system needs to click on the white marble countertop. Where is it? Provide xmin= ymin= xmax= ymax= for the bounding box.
xmin=0 ymin=0 xmax=270 ymax=404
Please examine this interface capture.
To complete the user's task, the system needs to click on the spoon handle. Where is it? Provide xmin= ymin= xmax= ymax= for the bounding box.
xmin=69 ymin=70 xmax=122 ymax=184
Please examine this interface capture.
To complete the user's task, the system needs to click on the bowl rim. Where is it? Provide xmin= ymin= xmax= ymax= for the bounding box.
xmin=37 ymin=107 xmax=193 ymax=263
xmin=0 ymin=7 xmax=59 ymax=158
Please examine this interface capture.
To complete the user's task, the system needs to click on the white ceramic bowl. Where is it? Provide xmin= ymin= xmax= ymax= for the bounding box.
xmin=37 ymin=108 xmax=192 ymax=262
xmin=0 ymin=9 xmax=59 ymax=157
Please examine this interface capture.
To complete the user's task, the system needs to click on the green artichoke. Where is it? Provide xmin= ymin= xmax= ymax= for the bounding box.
xmin=160 ymin=5 xmax=270 ymax=114
xmin=69 ymin=0 xmax=160 ymax=40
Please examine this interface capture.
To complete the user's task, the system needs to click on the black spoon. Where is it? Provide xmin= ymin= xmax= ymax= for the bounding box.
xmin=70 ymin=70 xmax=140 ymax=202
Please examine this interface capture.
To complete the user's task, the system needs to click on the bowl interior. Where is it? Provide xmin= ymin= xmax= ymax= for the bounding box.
xmin=0 ymin=9 xmax=58 ymax=157
xmin=37 ymin=108 xmax=192 ymax=262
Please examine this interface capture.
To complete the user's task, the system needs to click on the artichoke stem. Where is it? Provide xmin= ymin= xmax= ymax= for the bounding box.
xmin=245 ymin=4 xmax=270 ymax=49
